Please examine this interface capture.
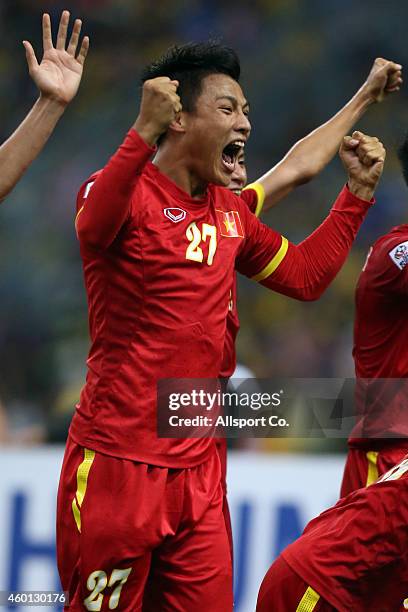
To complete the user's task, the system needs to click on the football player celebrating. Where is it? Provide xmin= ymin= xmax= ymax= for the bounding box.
xmin=219 ymin=57 xmax=402 ymax=561
xmin=223 ymin=57 xmax=402 ymax=380
xmin=257 ymin=136 xmax=408 ymax=612
xmin=0 ymin=11 xmax=89 ymax=203
xmin=59 ymin=42 xmax=386 ymax=610
xmin=340 ymin=133 xmax=408 ymax=497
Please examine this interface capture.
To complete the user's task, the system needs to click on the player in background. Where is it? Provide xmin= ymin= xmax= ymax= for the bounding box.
xmin=257 ymin=138 xmax=408 ymax=612
xmin=222 ymin=57 xmax=402 ymax=379
xmin=257 ymin=453 xmax=408 ymax=611
xmin=338 ymin=134 xmax=408 ymax=610
xmin=0 ymin=11 xmax=89 ymax=203
xmin=60 ymin=42 xmax=386 ymax=610
xmin=340 ymin=133 xmax=408 ymax=498
xmin=218 ymin=58 xmax=402 ymax=562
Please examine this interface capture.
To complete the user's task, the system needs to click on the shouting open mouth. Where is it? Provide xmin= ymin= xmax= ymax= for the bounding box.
xmin=221 ymin=140 xmax=245 ymax=172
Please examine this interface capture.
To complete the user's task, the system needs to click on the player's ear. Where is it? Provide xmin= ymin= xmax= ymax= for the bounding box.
xmin=168 ymin=111 xmax=186 ymax=135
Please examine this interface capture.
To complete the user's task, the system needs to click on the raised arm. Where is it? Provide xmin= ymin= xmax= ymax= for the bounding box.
xmin=0 ymin=11 xmax=89 ymax=203
xmin=237 ymin=133 xmax=385 ymax=301
xmin=255 ymin=58 xmax=401 ymax=213
xmin=76 ymin=77 xmax=181 ymax=250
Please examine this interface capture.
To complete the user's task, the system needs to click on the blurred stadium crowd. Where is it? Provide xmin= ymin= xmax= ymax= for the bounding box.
xmin=0 ymin=0 xmax=407 ymax=449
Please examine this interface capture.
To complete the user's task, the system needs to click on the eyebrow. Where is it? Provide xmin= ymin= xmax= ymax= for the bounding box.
xmin=216 ymin=95 xmax=250 ymax=111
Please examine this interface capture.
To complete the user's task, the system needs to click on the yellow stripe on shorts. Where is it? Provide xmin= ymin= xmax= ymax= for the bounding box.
xmin=71 ymin=448 xmax=95 ymax=533
xmin=251 ymin=236 xmax=289 ymax=282
xmin=296 ymin=586 xmax=320 ymax=612
xmin=366 ymin=451 xmax=379 ymax=486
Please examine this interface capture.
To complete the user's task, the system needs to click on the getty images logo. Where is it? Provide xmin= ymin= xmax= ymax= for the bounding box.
xmin=164 ymin=208 xmax=187 ymax=223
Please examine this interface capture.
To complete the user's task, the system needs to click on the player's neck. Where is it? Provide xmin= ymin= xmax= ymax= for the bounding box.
xmin=153 ymin=146 xmax=208 ymax=199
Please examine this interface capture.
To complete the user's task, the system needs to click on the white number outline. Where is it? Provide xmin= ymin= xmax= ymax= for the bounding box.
xmin=84 ymin=568 xmax=132 ymax=611
xmin=108 ymin=568 xmax=132 ymax=610
xmin=186 ymin=221 xmax=203 ymax=263
xmin=185 ymin=222 xmax=217 ymax=266
xmin=84 ymin=571 xmax=107 ymax=611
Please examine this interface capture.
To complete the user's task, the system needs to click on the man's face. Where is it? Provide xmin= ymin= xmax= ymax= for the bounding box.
xmin=228 ymin=149 xmax=247 ymax=195
xmin=183 ymin=73 xmax=251 ymax=187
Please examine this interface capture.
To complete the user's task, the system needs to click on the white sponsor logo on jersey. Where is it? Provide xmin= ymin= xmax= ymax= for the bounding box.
xmin=389 ymin=240 xmax=408 ymax=270
xmin=164 ymin=207 xmax=187 ymax=223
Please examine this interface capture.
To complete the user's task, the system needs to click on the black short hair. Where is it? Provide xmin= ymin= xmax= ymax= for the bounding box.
xmin=141 ymin=41 xmax=241 ymax=113
xmin=398 ymin=132 xmax=408 ymax=186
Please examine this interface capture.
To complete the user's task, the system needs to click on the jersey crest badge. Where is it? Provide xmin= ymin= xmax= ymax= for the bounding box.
xmin=164 ymin=208 xmax=187 ymax=223
xmin=215 ymin=210 xmax=244 ymax=238
xmin=389 ymin=240 xmax=408 ymax=270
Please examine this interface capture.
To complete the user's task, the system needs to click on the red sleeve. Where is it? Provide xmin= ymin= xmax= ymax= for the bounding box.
xmin=75 ymin=129 xmax=156 ymax=250
xmin=236 ymin=185 xmax=373 ymax=301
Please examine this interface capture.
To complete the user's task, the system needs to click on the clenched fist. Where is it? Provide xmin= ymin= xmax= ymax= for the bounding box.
xmin=133 ymin=77 xmax=182 ymax=146
xmin=363 ymin=57 xmax=403 ymax=103
xmin=340 ymin=131 xmax=385 ymax=201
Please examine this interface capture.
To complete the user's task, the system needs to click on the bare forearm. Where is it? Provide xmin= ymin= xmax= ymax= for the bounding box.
xmin=254 ymin=57 xmax=400 ymax=213
xmin=283 ymin=85 xmax=373 ymax=180
xmin=0 ymin=96 xmax=65 ymax=202
xmin=258 ymin=86 xmax=374 ymax=211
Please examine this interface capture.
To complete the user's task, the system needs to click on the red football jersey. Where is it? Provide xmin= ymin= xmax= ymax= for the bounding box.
xmin=282 ymin=454 xmax=408 ymax=611
xmin=350 ymin=225 xmax=408 ymax=444
xmin=219 ymin=184 xmax=263 ymax=379
xmin=71 ymin=128 xmax=373 ymax=468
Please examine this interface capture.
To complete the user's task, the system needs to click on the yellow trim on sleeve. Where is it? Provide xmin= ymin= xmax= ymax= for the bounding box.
xmin=366 ymin=451 xmax=379 ymax=486
xmin=296 ymin=586 xmax=321 ymax=612
xmin=251 ymin=236 xmax=289 ymax=282
xmin=243 ymin=182 xmax=265 ymax=218
xmin=71 ymin=448 xmax=95 ymax=533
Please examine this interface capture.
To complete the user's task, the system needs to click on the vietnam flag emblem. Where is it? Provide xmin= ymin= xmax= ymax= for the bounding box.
xmin=215 ymin=209 xmax=244 ymax=238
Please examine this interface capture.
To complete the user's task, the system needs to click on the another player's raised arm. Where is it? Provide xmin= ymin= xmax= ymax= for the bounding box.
xmin=0 ymin=11 xmax=89 ymax=203
xmin=237 ymin=134 xmax=385 ymax=301
xmin=76 ymin=77 xmax=181 ymax=250
xmin=253 ymin=58 xmax=401 ymax=213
